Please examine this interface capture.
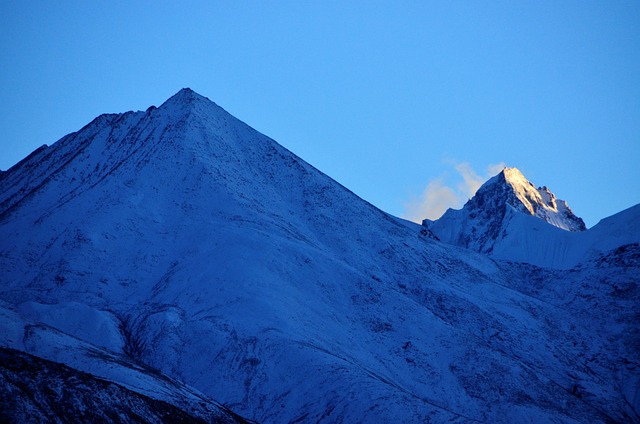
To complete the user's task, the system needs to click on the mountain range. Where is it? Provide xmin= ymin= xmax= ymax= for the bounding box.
xmin=1 ymin=88 xmax=638 ymax=423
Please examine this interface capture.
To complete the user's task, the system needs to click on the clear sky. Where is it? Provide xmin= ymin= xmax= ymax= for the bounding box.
xmin=1 ymin=1 xmax=639 ymax=227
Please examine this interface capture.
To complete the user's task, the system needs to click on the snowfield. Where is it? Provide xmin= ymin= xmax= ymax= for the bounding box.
xmin=1 ymin=89 xmax=638 ymax=423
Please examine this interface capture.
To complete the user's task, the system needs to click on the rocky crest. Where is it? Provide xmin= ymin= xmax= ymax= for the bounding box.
xmin=423 ymin=167 xmax=586 ymax=254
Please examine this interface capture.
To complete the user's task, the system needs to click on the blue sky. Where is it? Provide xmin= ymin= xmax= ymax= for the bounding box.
xmin=1 ymin=1 xmax=638 ymax=227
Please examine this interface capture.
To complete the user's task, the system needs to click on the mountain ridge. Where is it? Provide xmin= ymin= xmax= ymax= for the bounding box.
xmin=497 ymin=167 xmax=586 ymax=231
xmin=1 ymin=89 xmax=638 ymax=422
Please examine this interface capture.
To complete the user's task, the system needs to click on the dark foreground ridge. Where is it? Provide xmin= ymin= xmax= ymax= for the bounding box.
xmin=0 ymin=347 xmax=249 ymax=424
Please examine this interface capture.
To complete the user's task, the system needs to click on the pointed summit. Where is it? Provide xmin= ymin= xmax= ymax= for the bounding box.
xmin=154 ymin=88 xmax=226 ymax=119
xmin=161 ymin=87 xmax=207 ymax=106
xmin=488 ymin=167 xmax=586 ymax=231
xmin=424 ymin=167 xmax=586 ymax=255
xmin=176 ymin=87 xmax=198 ymax=96
xmin=0 ymin=88 xmax=262 ymax=222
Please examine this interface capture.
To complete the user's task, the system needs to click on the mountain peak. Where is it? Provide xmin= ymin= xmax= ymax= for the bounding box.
xmin=482 ymin=167 xmax=585 ymax=231
xmin=172 ymin=87 xmax=202 ymax=100
xmin=158 ymin=88 xmax=212 ymax=110
xmin=424 ymin=167 xmax=586 ymax=256
xmin=148 ymin=88 xmax=245 ymax=141
xmin=499 ymin=167 xmax=538 ymax=197
xmin=501 ymin=166 xmax=529 ymax=185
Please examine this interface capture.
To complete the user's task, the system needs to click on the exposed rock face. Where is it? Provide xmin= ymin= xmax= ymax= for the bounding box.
xmin=424 ymin=167 xmax=586 ymax=256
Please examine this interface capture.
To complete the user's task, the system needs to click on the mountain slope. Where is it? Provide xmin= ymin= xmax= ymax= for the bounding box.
xmin=0 ymin=89 xmax=637 ymax=422
xmin=0 ymin=347 xmax=247 ymax=424
xmin=0 ymin=299 xmax=250 ymax=423
xmin=485 ymin=203 xmax=640 ymax=268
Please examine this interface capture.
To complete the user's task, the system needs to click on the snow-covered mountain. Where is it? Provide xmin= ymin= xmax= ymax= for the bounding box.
xmin=422 ymin=167 xmax=639 ymax=268
xmin=423 ymin=168 xmax=586 ymax=247
xmin=1 ymin=89 xmax=638 ymax=423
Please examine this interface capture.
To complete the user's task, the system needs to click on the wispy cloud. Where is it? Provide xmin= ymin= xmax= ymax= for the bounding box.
xmin=454 ymin=162 xmax=484 ymax=200
xmin=402 ymin=162 xmax=506 ymax=223
xmin=402 ymin=179 xmax=459 ymax=224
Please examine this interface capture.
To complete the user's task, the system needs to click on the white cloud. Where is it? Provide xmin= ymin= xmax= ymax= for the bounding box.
xmin=487 ymin=162 xmax=507 ymax=176
xmin=403 ymin=178 xmax=459 ymax=223
xmin=454 ymin=162 xmax=484 ymax=200
xmin=402 ymin=162 xmax=506 ymax=223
